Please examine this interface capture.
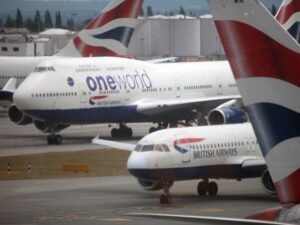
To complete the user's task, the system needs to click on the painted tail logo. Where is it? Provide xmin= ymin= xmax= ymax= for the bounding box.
xmin=174 ymin=138 xmax=204 ymax=154
xmin=208 ymin=0 xmax=300 ymax=205
xmin=276 ymin=0 xmax=300 ymax=43
xmin=57 ymin=0 xmax=143 ymax=57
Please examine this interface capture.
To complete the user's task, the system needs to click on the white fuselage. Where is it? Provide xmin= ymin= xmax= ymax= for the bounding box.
xmin=14 ymin=57 xmax=239 ymax=124
xmin=0 ymin=56 xmax=57 ymax=89
xmin=127 ymin=123 xmax=264 ymax=181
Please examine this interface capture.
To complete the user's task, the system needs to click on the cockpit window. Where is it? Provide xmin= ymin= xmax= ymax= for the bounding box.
xmin=141 ymin=145 xmax=154 ymax=152
xmin=154 ymin=144 xmax=163 ymax=152
xmin=162 ymin=144 xmax=170 ymax=152
xmin=134 ymin=144 xmax=142 ymax=152
xmin=34 ymin=66 xmax=55 ymax=72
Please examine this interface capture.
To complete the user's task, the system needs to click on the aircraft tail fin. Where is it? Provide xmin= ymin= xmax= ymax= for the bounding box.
xmin=276 ymin=0 xmax=300 ymax=43
xmin=56 ymin=0 xmax=143 ymax=57
xmin=207 ymin=0 xmax=300 ymax=205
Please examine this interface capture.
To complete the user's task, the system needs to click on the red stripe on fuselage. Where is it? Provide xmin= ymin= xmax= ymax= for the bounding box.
xmin=91 ymin=96 xmax=107 ymax=100
xmin=274 ymin=168 xmax=300 ymax=204
xmin=215 ymin=20 xmax=300 ymax=87
xmin=174 ymin=138 xmax=204 ymax=145
xmin=276 ymin=1 xmax=300 ymax=25
xmin=86 ymin=0 xmax=143 ymax=30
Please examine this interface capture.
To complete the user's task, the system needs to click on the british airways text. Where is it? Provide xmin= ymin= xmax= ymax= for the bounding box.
xmin=86 ymin=70 xmax=152 ymax=91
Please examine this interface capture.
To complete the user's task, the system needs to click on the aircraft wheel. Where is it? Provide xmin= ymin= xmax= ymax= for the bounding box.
xmin=149 ymin=127 xmax=156 ymax=133
xmin=125 ymin=127 xmax=133 ymax=138
xmin=208 ymin=182 xmax=218 ymax=196
xmin=197 ymin=181 xmax=208 ymax=196
xmin=47 ymin=135 xmax=54 ymax=145
xmin=54 ymin=135 xmax=62 ymax=145
xmin=111 ymin=128 xmax=119 ymax=138
xmin=159 ymin=194 xmax=170 ymax=204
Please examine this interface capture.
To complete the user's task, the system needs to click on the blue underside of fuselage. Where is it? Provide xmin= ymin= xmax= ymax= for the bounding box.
xmin=128 ymin=164 xmax=266 ymax=181
xmin=24 ymin=105 xmax=152 ymax=124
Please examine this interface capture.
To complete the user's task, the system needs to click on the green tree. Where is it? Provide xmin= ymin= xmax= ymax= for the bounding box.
xmin=26 ymin=18 xmax=34 ymax=31
xmin=5 ymin=15 xmax=14 ymax=27
xmin=16 ymin=8 xmax=23 ymax=27
xmin=140 ymin=7 xmax=144 ymax=17
xmin=0 ymin=18 xmax=3 ymax=27
xmin=146 ymin=6 xmax=153 ymax=17
xmin=271 ymin=4 xmax=277 ymax=16
xmin=34 ymin=10 xmax=44 ymax=32
xmin=55 ymin=11 xmax=62 ymax=28
xmin=44 ymin=10 xmax=53 ymax=28
xmin=179 ymin=6 xmax=186 ymax=16
xmin=66 ymin=18 xmax=75 ymax=30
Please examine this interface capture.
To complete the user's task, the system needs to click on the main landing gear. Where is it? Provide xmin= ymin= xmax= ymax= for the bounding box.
xmin=111 ymin=123 xmax=133 ymax=138
xmin=197 ymin=179 xmax=218 ymax=196
xmin=159 ymin=181 xmax=174 ymax=204
xmin=149 ymin=121 xmax=176 ymax=133
xmin=47 ymin=134 xmax=62 ymax=145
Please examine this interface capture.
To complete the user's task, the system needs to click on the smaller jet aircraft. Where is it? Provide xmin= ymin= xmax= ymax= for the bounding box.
xmin=93 ymin=123 xmax=275 ymax=204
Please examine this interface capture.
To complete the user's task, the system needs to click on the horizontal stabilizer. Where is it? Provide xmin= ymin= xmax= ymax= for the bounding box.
xmin=92 ymin=136 xmax=136 ymax=151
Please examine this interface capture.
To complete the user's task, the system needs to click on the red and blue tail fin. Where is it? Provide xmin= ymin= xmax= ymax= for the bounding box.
xmin=208 ymin=0 xmax=300 ymax=205
xmin=276 ymin=0 xmax=300 ymax=43
xmin=56 ymin=0 xmax=143 ymax=57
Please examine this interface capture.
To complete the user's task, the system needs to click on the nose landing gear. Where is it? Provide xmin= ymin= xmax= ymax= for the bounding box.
xmin=159 ymin=181 xmax=174 ymax=204
xmin=47 ymin=134 xmax=62 ymax=145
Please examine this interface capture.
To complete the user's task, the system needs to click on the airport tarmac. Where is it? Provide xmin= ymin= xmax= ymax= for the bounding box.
xmin=0 ymin=108 xmax=148 ymax=156
xmin=0 ymin=108 xmax=280 ymax=225
xmin=0 ymin=176 xmax=279 ymax=225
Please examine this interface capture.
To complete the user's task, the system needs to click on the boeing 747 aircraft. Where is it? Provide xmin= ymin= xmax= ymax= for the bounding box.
xmin=13 ymin=57 xmax=243 ymax=144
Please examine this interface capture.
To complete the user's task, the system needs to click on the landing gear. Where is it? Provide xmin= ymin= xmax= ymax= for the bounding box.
xmin=197 ymin=179 xmax=218 ymax=196
xmin=159 ymin=181 xmax=173 ymax=204
xmin=47 ymin=134 xmax=62 ymax=145
xmin=111 ymin=123 xmax=133 ymax=138
xmin=149 ymin=121 xmax=174 ymax=133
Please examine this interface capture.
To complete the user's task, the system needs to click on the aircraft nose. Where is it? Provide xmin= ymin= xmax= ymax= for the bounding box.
xmin=127 ymin=152 xmax=148 ymax=171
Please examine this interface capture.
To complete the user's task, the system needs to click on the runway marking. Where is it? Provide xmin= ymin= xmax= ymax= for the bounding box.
xmin=201 ymin=208 xmax=224 ymax=213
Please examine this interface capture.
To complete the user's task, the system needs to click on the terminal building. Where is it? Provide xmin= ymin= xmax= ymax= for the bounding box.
xmin=0 ymin=16 xmax=224 ymax=59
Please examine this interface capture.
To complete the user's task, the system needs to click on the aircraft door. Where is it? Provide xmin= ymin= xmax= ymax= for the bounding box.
xmin=174 ymin=79 xmax=181 ymax=98
xmin=79 ymin=84 xmax=87 ymax=104
xmin=124 ymin=89 xmax=131 ymax=105
xmin=175 ymin=134 xmax=192 ymax=163
xmin=216 ymin=76 xmax=222 ymax=95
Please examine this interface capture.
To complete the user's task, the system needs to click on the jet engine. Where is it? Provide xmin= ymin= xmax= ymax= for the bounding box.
xmin=261 ymin=169 xmax=276 ymax=195
xmin=208 ymin=107 xmax=247 ymax=125
xmin=137 ymin=179 xmax=164 ymax=191
xmin=8 ymin=104 xmax=32 ymax=125
xmin=34 ymin=120 xmax=70 ymax=133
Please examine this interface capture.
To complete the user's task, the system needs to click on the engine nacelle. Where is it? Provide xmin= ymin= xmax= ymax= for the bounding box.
xmin=208 ymin=107 xmax=247 ymax=125
xmin=7 ymin=104 xmax=32 ymax=125
xmin=34 ymin=120 xmax=70 ymax=133
xmin=137 ymin=179 xmax=164 ymax=191
xmin=261 ymin=169 xmax=276 ymax=195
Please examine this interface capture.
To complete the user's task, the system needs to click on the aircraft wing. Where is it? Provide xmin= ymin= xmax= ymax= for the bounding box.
xmin=0 ymin=78 xmax=16 ymax=101
xmin=135 ymin=95 xmax=241 ymax=116
xmin=242 ymin=158 xmax=267 ymax=174
xmin=125 ymin=213 xmax=290 ymax=225
xmin=92 ymin=136 xmax=136 ymax=151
